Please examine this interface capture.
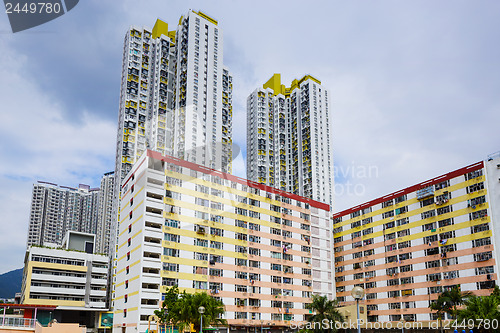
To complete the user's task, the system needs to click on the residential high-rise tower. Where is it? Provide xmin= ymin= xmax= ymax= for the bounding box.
xmin=115 ymin=10 xmax=233 ymax=184
xmin=96 ymin=171 xmax=115 ymax=255
xmin=247 ymin=74 xmax=332 ymax=205
xmin=26 ymin=174 xmax=114 ymax=253
xmin=112 ymin=10 xmax=233 ymax=265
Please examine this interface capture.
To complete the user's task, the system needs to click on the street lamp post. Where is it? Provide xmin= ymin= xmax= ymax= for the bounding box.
xmin=198 ymin=306 xmax=205 ymax=333
xmin=260 ymin=320 xmax=263 ymax=333
xmin=351 ymin=286 xmax=365 ymax=333
xmin=103 ymin=318 xmax=108 ymax=333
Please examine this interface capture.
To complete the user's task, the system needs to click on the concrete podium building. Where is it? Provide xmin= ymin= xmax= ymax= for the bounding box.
xmin=21 ymin=231 xmax=110 ymax=327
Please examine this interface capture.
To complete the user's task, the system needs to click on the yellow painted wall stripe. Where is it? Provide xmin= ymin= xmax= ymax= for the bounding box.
xmin=334 ymin=176 xmax=486 ymax=229
xmin=336 ymin=193 xmax=488 ymax=238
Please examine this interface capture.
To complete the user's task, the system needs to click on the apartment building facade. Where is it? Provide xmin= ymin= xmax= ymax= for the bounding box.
xmin=247 ymin=74 xmax=332 ymax=205
xmin=96 ymin=172 xmax=115 ymax=255
xmin=332 ymin=155 xmax=500 ymax=325
xmin=112 ymin=150 xmax=333 ymax=333
xmin=27 ymin=182 xmax=99 ymax=248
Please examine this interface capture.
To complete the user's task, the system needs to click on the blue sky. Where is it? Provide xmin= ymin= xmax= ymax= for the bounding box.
xmin=1 ymin=0 xmax=500 ymax=274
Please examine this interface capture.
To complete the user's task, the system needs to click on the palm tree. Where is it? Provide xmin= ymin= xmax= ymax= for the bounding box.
xmin=440 ymin=286 xmax=474 ymax=319
xmin=429 ymin=297 xmax=449 ymax=333
xmin=304 ymin=295 xmax=344 ymax=333
xmin=458 ymin=294 xmax=500 ymax=333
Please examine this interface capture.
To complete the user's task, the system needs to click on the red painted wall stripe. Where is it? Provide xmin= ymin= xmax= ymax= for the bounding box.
xmin=146 ymin=150 xmax=330 ymax=211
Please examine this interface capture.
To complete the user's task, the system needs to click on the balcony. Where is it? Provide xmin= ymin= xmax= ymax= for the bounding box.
xmin=0 ymin=317 xmax=37 ymax=330
xmin=30 ymin=273 xmax=85 ymax=285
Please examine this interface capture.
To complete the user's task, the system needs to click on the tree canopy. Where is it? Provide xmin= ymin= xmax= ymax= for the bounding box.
xmin=154 ymin=286 xmax=226 ymax=333
xmin=457 ymin=285 xmax=500 ymax=333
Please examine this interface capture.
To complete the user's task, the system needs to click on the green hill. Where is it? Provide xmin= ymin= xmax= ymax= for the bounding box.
xmin=0 ymin=268 xmax=23 ymax=299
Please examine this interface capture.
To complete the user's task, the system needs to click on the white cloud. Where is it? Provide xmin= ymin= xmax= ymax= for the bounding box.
xmin=0 ymin=37 xmax=116 ymax=273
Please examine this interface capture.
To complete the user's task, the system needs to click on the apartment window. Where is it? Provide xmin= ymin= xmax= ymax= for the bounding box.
xmin=398 ymin=241 xmax=411 ymax=249
xmin=350 ymin=211 xmax=361 ymax=218
xmin=465 ymin=170 xmax=483 ymax=180
xmin=443 ymin=271 xmax=459 ymax=279
xmin=362 ymin=217 xmax=373 ymax=225
xmin=353 ymin=251 xmax=362 ymax=259
xmin=384 ymin=221 xmax=395 ymax=230
xmin=395 ymin=194 xmax=407 ymax=203
xmin=385 ymin=233 xmax=396 ymax=241
xmin=420 ymin=198 xmax=434 ymax=207
xmin=382 ymin=210 xmax=394 ymax=219
xmin=470 ymin=209 xmax=488 ymax=220
xmin=249 ymin=260 xmax=260 ymax=268
xmin=272 ymin=276 xmax=282 ymax=283
xmin=397 ymin=229 xmax=410 ymax=237
xmin=382 ymin=199 xmax=394 ymax=208
xmin=361 ymin=250 xmax=374 ymax=257
xmin=429 ymin=286 xmax=443 ymax=294
xmin=472 ymin=223 xmax=490 ymax=233
xmin=426 ymin=260 xmax=440 ymax=269
xmin=363 ymin=238 xmax=373 ymax=246
xmin=397 ymin=217 xmax=409 ymax=226
xmin=476 ymin=266 xmax=494 ymax=275
xmin=435 ymin=180 xmax=450 ymax=190
xmin=474 ymin=251 xmax=493 ymax=262
xmin=421 ymin=210 xmax=436 ymax=219
xmin=235 ymin=285 xmax=247 ymax=292
xmin=424 ymin=235 xmax=438 ymax=244
xmin=422 ymin=222 xmax=436 ymax=231
xmin=386 ymin=255 xmax=397 ymax=264
xmin=388 ymin=279 xmax=399 ymax=286
xmin=389 ymin=302 xmax=401 ymax=310
xmin=437 ymin=205 xmax=452 ymax=215
xmin=427 ymin=273 xmax=442 ymax=282
xmin=473 ymin=238 xmax=491 ymax=248
xmin=365 ymin=271 xmax=376 ymax=278
xmin=438 ymin=218 xmax=453 ymax=228
xmin=401 ymin=277 xmax=414 ymax=285
xmin=363 ymin=228 xmax=373 ymax=236
xmin=467 ymin=182 xmax=485 ymax=193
